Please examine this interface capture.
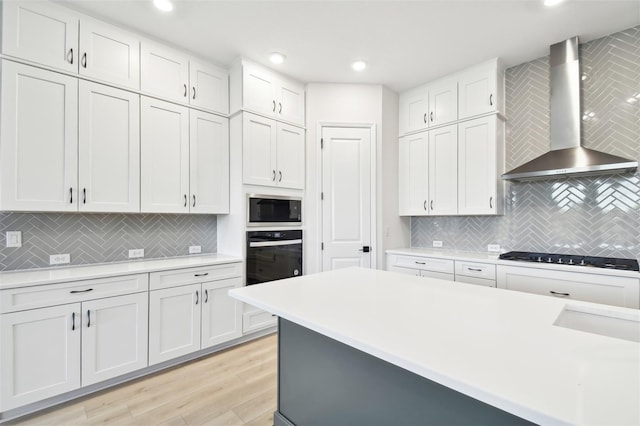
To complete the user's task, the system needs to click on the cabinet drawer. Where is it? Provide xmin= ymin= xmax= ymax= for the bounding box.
xmin=393 ymin=255 xmax=454 ymax=274
xmin=149 ymin=263 xmax=242 ymax=291
xmin=455 ymin=261 xmax=496 ymax=280
xmin=455 ymin=275 xmax=496 ymax=288
xmin=0 ymin=274 xmax=148 ymax=314
xmin=420 ymin=271 xmax=454 ymax=282
xmin=387 ymin=266 xmax=420 ymax=276
xmin=243 ymin=308 xmax=277 ymax=333
xmin=497 ymin=266 xmax=640 ymax=309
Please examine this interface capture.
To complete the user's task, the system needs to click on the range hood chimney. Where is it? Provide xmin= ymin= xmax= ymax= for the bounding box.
xmin=501 ymin=37 xmax=638 ymax=181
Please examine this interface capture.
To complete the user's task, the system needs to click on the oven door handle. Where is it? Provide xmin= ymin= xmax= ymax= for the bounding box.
xmin=249 ymin=239 xmax=303 ymax=248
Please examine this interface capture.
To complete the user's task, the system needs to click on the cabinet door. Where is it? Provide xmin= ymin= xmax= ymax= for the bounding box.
xmin=149 ymin=284 xmax=202 ymax=366
xmin=0 ymin=61 xmax=78 ymax=212
xmin=428 ymin=125 xmax=458 ymax=215
xmin=189 ymin=59 xmax=229 ymax=114
xmin=458 ymin=61 xmax=498 ymax=119
xmin=398 ymin=85 xmax=428 ymax=135
xmin=141 ymin=41 xmax=190 ymax=103
xmin=277 ymin=78 xmax=305 ymax=126
xmin=79 ymin=18 xmax=140 ymax=89
xmin=428 ymin=77 xmax=457 ymax=126
xmin=243 ymin=63 xmax=278 ymax=117
xmin=276 ymin=122 xmax=305 ymax=189
xmin=141 ymin=97 xmax=190 ymax=213
xmin=79 ymin=81 xmax=140 ymax=213
xmin=398 ymin=133 xmax=428 ymax=216
xmin=201 ymin=278 xmax=242 ymax=349
xmin=243 ymin=113 xmax=278 ymax=187
xmin=189 ymin=110 xmax=229 ymax=214
xmin=1 ymin=1 xmax=78 ymax=73
xmin=458 ymin=116 xmax=497 ymax=215
xmin=0 ymin=304 xmax=81 ymax=411
xmin=81 ymin=293 xmax=148 ymax=386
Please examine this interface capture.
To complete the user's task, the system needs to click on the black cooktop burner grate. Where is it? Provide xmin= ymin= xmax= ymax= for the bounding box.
xmin=498 ymin=251 xmax=639 ymax=271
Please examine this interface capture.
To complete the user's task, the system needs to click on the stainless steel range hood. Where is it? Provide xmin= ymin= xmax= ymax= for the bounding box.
xmin=501 ymin=37 xmax=638 ymax=181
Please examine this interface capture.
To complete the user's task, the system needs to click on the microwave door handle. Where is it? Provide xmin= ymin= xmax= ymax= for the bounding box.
xmin=249 ymin=239 xmax=303 ymax=248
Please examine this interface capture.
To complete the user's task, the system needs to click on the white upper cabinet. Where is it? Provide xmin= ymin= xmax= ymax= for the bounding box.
xmin=1 ymin=1 xmax=78 ymax=73
xmin=243 ymin=113 xmax=278 ymax=187
xmin=276 ymin=122 xmax=305 ymax=189
xmin=398 ymin=85 xmax=429 ymax=135
xmin=141 ymin=41 xmax=190 ymax=103
xmin=189 ymin=59 xmax=229 ymax=115
xmin=428 ymin=77 xmax=458 ymax=127
xmin=234 ymin=60 xmax=305 ymax=127
xmin=458 ymin=115 xmax=504 ymax=215
xmin=79 ymin=81 xmax=140 ymax=213
xmin=0 ymin=61 xmax=78 ymax=212
xmin=398 ymin=132 xmax=429 ymax=216
xmin=428 ymin=125 xmax=458 ymax=215
xmin=79 ymin=17 xmax=140 ymax=90
xmin=141 ymin=97 xmax=190 ymax=213
xmin=189 ymin=110 xmax=229 ymax=214
xmin=458 ymin=59 xmax=503 ymax=120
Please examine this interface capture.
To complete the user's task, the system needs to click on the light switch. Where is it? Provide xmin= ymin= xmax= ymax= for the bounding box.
xmin=6 ymin=231 xmax=22 ymax=248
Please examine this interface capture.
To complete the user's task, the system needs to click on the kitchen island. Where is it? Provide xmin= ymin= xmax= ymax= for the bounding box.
xmin=230 ymin=267 xmax=640 ymax=426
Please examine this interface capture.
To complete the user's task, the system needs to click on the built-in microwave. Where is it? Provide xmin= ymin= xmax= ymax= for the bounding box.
xmin=247 ymin=194 xmax=302 ymax=227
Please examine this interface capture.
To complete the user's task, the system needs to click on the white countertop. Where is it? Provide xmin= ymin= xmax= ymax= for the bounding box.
xmin=230 ymin=267 xmax=640 ymax=425
xmin=387 ymin=247 xmax=640 ymax=278
xmin=0 ymin=254 xmax=242 ymax=289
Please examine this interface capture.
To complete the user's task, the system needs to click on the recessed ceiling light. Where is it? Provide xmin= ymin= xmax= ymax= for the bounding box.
xmin=543 ymin=0 xmax=565 ymax=7
xmin=153 ymin=0 xmax=173 ymax=12
xmin=352 ymin=60 xmax=367 ymax=72
xmin=269 ymin=53 xmax=286 ymax=65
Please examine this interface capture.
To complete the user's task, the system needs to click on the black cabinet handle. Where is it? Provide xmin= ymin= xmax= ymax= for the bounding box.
xmin=272 ymin=170 xmax=276 ymax=181
xmin=489 ymin=196 xmax=493 ymax=209
xmin=192 ymin=195 xmax=196 ymax=208
xmin=272 ymin=100 xmax=276 ymax=112
xmin=430 ymin=112 xmax=434 ymax=122
xmin=550 ymin=291 xmax=570 ymax=297
xmin=192 ymin=87 xmax=196 ymax=100
xmin=278 ymin=102 xmax=282 ymax=114
xmin=415 ymin=261 xmax=426 ymax=265
xmin=70 ymin=187 xmax=73 ymax=203
xmin=204 ymin=289 xmax=208 ymax=303
xmin=423 ymin=200 xmax=427 ymax=211
xmin=83 ymin=188 xmax=86 ymax=204
xmin=194 ymin=273 xmax=209 ymax=277
xmin=430 ymin=200 xmax=434 ymax=210
xmin=68 ymin=48 xmax=74 ymax=64
xmin=279 ymin=171 xmax=282 ymax=182
xmin=195 ymin=290 xmax=199 ymax=305
xmin=87 ymin=310 xmax=91 ymax=328
xmin=72 ymin=312 xmax=76 ymax=331
xmin=468 ymin=268 xmax=483 ymax=272
xmin=184 ymin=194 xmax=187 ymax=207
xmin=489 ymin=94 xmax=493 ymax=106
xmin=423 ymin=113 xmax=427 ymax=124
xmin=70 ymin=288 xmax=93 ymax=294
xmin=184 ymin=84 xmax=187 ymax=97
xmin=82 ymin=52 xmax=87 ymax=68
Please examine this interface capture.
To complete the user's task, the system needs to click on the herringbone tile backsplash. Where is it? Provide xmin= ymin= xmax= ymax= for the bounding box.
xmin=412 ymin=26 xmax=640 ymax=259
xmin=0 ymin=213 xmax=217 ymax=271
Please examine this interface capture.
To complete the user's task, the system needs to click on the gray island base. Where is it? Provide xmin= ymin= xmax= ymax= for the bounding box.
xmin=274 ymin=319 xmax=533 ymax=426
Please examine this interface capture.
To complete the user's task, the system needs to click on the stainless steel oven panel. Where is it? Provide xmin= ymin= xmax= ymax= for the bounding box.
xmin=249 ymin=239 xmax=303 ymax=247
xmin=247 ymin=194 xmax=302 ymax=227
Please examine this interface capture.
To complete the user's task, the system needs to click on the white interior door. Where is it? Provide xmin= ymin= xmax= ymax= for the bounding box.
xmin=321 ymin=126 xmax=372 ymax=271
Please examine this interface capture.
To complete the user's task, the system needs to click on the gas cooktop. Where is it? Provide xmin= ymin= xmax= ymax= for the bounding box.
xmin=499 ymin=251 xmax=639 ymax=272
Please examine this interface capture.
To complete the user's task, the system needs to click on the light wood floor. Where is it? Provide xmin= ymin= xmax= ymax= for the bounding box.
xmin=10 ymin=334 xmax=278 ymax=426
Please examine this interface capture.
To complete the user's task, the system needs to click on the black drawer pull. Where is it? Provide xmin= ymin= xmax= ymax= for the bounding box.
xmin=550 ymin=290 xmax=570 ymax=297
xmin=204 ymin=289 xmax=208 ymax=303
xmin=70 ymin=288 xmax=93 ymax=294
xmin=87 ymin=310 xmax=91 ymax=328
xmin=414 ymin=261 xmax=426 ymax=265
xmin=194 ymin=273 xmax=209 ymax=277
xmin=195 ymin=290 xmax=199 ymax=305
xmin=467 ymin=268 xmax=482 ymax=272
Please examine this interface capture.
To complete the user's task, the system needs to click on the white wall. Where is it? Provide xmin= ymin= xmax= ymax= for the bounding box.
xmin=305 ymin=83 xmax=409 ymax=274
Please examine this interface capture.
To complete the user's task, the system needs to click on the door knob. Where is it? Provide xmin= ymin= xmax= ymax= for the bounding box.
xmin=358 ymin=246 xmax=371 ymax=253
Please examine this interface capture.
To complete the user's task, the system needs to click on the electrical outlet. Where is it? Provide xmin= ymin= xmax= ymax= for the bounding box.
xmin=50 ymin=254 xmax=70 ymax=265
xmin=487 ymin=244 xmax=501 ymax=253
xmin=432 ymin=240 xmax=443 ymax=248
xmin=6 ymin=231 xmax=22 ymax=248
xmin=189 ymin=245 xmax=202 ymax=254
xmin=128 ymin=249 xmax=145 ymax=259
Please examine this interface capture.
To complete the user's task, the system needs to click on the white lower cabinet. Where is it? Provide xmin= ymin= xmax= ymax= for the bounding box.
xmin=454 ymin=260 xmax=496 ymax=287
xmin=386 ymin=254 xmax=455 ymax=282
xmin=0 ymin=304 xmax=81 ymax=411
xmin=148 ymin=266 xmax=242 ymax=366
xmin=0 ymin=284 xmax=148 ymax=411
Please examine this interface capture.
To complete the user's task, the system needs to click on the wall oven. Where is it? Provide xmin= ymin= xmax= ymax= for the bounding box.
xmin=246 ymin=230 xmax=303 ymax=285
xmin=247 ymin=194 xmax=302 ymax=227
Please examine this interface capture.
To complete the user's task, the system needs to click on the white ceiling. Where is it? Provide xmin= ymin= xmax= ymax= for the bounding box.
xmin=61 ymin=0 xmax=640 ymax=92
